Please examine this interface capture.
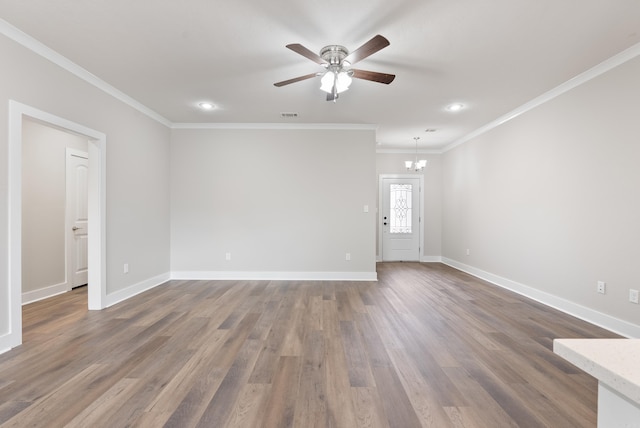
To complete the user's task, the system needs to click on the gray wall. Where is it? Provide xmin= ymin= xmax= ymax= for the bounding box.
xmin=22 ymin=119 xmax=88 ymax=296
xmin=441 ymin=55 xmax=640 ymax=329
xmin=170 ymin=128 xmax=377 ymax=277
xmin=0 ymin=32 xmax=171 ymax=340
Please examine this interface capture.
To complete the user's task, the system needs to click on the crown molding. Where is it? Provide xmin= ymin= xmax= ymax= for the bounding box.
xmin=0 ymin=18 xmax=172 ymax=128
xmin=376 ymin=148 xmax=442 ymax=155
xmin=443 ymin=41 xmax=640 ymax=153
xmin=170 ymin=122 xmax=378 ymax=130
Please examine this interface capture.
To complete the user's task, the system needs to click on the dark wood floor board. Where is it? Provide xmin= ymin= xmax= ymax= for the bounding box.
xmin=247 ymin=322 xmax=289 ymax=384
xmin=484 ymin=331 xmax=600 ymax=415
xmin=0 ymin=340 xmax=97 ymax=403
xmin=401 ymin=339 xmax=470 ymax=408
xmin=134 ymin=330 xmax=230 ymax=426
xmin=350 ymin=386 xmax=390 ymax=428
xmin=339 ymin=320 xmax=376 ymax=387
xmin=225 ymin=382 xmax=272 ymax=428
xmin=321 ymin=299 xmax=342 ymax=338
xmin=442 ymin=406 xmax=488 ymax=428
xmin=347 ymin=286 xmax=369 ymax=315
xmin=371 ymin=366 xmax=422 ymax=428
xmin=441 ymin=366 xmax=520 ymax=428
xmin=323 ymin=337 xmax=359 ymax=428
xmin=195 ymin=339 xmax=264 ymax=428
xmin=130 ymin=293 xmax=191 ymax=328
xmin=248 ymin=299 xmax=282 ymax=341
xmin=0 ymin=262 xmax=621 ymax=427
xmin=280 ymin=301 xmax=308 ymax=357
xmin=0 ymin=401 xmax=31 ymax=426
xmin=94 ymin=312 xmax=183 ymax=365
xmin=1 ymin=364 xmax=108 ymax=427
xmin=386 ymin=348 xmax=456 ymax=427
xmin=260 ymin=356 xmax=302 ymax=428
xmin=336 ymin=290 xmax=356 ymax=321
xmin=508 ymin=381 xmax=592 ymax=428
xmin=65 ymin=377 xmax=141 ymax=428
xmin=14 ymin=335 xmax=172 ymax=427
xmin=161 ymin=367 xmax=228 ymax=428
xmin=322 ymin=281 xmax=336 ymax=301
xmin=353 ymin=312 xmax=394 ymax=369
xmin=362 ymin=305 xmax=408 ymax=351
xmin=458 ymin=361 xmax=546 ymax=428
xmin=446 ymin=327 xmax=530 ymax=386
xmin=292 ymin=330 xmax=329 ymax=427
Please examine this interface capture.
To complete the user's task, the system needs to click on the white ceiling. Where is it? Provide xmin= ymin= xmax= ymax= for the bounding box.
xmin=1 ymin=0 xmax=640 ymax=150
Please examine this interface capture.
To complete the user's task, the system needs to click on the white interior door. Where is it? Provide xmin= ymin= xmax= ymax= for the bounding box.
xmin=66 ymin=149 xmax=89 ymax=288
xmin=381 ymin=177 xmax=420 ymax=261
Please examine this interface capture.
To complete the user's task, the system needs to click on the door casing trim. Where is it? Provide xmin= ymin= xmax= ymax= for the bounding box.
xmin=6 ymin=100 xmax=107 ymax=350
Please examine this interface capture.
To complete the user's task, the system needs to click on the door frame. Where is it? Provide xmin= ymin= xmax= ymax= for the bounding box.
xmin=378 ymin=174 xmax=424 ymax=262
xmin=7 ymin=100 xmax=107 ymax=350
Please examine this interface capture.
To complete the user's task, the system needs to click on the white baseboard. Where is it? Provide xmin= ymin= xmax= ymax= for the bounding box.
xmin=376 ymin=255 xmax=442 ymax=263
xmin=441 ymin=257 xmax=640 ymax=338
xmin=22 ymin=282 xmax=68 ymax=305
xmin=0 ymin=332 xmax=16 ymax=354
xmin=104 ymin=272 xmax=171 ymax=308
xmin=171 ymin=271 xmax=378 ymax=281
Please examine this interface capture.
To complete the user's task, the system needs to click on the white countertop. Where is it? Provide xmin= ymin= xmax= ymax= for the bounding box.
xmin=553 ymin=339 xmax=640 ymax=406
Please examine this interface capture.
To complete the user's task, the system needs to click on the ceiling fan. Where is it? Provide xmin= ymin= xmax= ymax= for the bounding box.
xmin=274 ymin=34 xmax=395 ymax=102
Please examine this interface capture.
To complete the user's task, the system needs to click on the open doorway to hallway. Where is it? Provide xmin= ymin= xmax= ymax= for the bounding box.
xmin=21 ymin=119 xmax=89 ymax=305
xmin=5 ymin=100 xmax=107 ymax=352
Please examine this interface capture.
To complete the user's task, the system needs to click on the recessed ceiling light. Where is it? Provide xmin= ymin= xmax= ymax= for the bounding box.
xmin=446 ymin=103 xmax=465 ymax=112
xmin=198 ymin=102 xmax=215 ymax=110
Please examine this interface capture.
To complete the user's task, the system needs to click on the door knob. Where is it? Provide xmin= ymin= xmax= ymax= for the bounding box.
xmin=72 ymin=226 xmax=81 ymax=231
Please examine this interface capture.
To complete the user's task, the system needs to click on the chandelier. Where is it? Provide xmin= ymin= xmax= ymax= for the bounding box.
xmin=405 ymin=137 xmax=427 ymax=171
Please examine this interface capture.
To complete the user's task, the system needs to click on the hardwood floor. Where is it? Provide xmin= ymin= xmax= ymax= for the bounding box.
xmin=0 ymin=263 xmax=619 ymax=427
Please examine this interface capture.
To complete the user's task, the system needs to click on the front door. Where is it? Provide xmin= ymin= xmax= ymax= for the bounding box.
xmin=381 ymin=177 xmax=420 ymax=261
xmin=66 ymin=149 xmax=89 ymax=288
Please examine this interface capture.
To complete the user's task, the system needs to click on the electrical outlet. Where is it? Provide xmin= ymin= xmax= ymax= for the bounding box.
xmin=629 ymin=289 xmax=639 ymax=304
xmin=225 ymin=252 xmax=231 ymax=261
xmin=345 ymin=253 xmax=351 ymax=261
xmin=123 ymin=263 xmax=129 ymax=274
xmin=466 ymin=249 xmax=470 ymax=256
xmin=597 ymin=281 xmax=606 ymax=294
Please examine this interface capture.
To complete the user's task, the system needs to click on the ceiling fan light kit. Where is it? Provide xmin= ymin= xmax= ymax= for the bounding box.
xmin=320 ymin=70 xmax=352 ymax=94
xmin=274 ymin=35 xmax=395 ymax=102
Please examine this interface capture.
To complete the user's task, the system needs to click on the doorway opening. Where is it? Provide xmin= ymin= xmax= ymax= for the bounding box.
xmin=378 ymin=174 xmax=424 ymax=262
xmin=7 ymin=100 xmax=106 ymax=350
xmin=21 ymin=122 xmax=89 ymax=303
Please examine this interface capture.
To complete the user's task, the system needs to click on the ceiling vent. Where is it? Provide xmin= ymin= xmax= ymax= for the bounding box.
xmin=280 ymin=112 xmax=299 ymax=118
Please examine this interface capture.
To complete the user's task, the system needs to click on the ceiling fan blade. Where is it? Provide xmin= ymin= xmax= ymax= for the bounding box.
xmin=286 ymin=44 xmax=326 ymax=65
xmin=344 ymin=35 xmax=390 ymax=65
xmin=274 ymin=73 xmax=318 ymax=87
xmin=351 ymin=69 xmax=396 ymax=84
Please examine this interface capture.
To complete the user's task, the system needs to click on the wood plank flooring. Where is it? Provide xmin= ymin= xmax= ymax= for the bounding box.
xmin=0 ymin=262 xmax=620 ymax=427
